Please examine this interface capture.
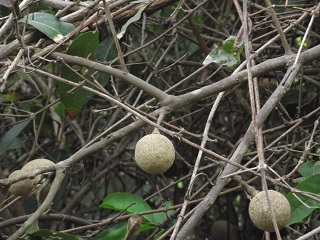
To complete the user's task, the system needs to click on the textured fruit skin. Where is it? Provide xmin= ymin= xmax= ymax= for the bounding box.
xmin=249 ymin=190 xmax=291 ymax=232
xmin=8 ymin=170 xmax=33 ymax=196
xmin=22 ymin=159 xmax=55 ymax=171
xmin=8 ymin=159 xmax=55 ymax=198
xmin=135 ymin=131 xmax=175 ymax=174
xmin=22 ymin=159 xmax=55 ymax=199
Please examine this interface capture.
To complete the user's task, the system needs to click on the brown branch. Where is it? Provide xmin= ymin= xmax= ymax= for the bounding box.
xmin=264 ymin=0 xmax=292 ymax=54
xmin=0 ymin=0 xmax=178 ymax=61
xmin=175 ymin=63 xmax=302 ymax=240
xmin=8 ymin=169 xmax=65 ymax=240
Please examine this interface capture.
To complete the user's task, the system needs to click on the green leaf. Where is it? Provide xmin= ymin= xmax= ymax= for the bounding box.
xmin=148 ymin=201 xmax=173 ymax=224
xmin=95 ymin=36 xmax=117 ymax=88
xmin=286 ymin=174 xmax=320 ymax=225
xmin=67 ymin=31 xmax=99 ymax=57
xmin=293 ymin=177 xmax=307 ymax=184
xmin=203 ymin=36 xmax=242 ymax=68
xmin=0 ymin=119 xmax=30 ymax=156
xmin=28 ymin=229 xmax=52 ymax=237
xmin=313 ymin=161 xmax=320 ymax=175
xmin=193 ymin=15 xmax=202 ymax=24
xmin=177 ymin=181 xmax=183 ymax=188
xmin=58 ymin=31 xmax=99 ymax=118
xmin=136 ymin=223 xmax=155 ymax=232
xmin=26 ymin=219 xmax=39 ymax=234
xmin=154 ymin=229 xmax=166 ymax=239
xmin=93 ymin=222 xmax=127 ymax=240
xmin=29 ymin=229 xmax=80 ymax=240
xmin=54 ymin=101 xmax=66 ymax=117
xmin=295 ymin=36 xmax=307 ymax=47
xmin=6 ymin=138 xmax=23 ymax=150
xmin=117 ymin=0 xmax=149 ymax=39
xmin=100 ymin=193 xmax=171 ymax=225
xmin=100 ymin=192 xmax=153 ymax=221
xmin=93 ymin=222 xmax=154 ymax=240
xmin=96 ymin=36 xmax=117 ymax=62
xmin=298 ymin=161 xmax=315 ymax=177
xmin=19 ymin=12 xmax=74 ymax=43
xmin=222 ymin=36 xmax=236 ymax=53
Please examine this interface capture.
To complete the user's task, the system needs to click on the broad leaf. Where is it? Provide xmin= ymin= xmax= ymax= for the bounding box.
xmin=93 ymin=222 xmax=154 ymax=240
xmin=93 ymin=222 xmax=127 ymax=240
xmin=29 ymin=229 xmax=79 ymax=240
xmin=150 ymin=201 xmax=174 ymax=224
xmin=100 ymin=192 xmax=153 ymax=222
xmin=203 ymin=36 xmax=243 ymax=68
xmin=100 ymin=192 xmax=171 ymax=224
xmin=26 ymin=219 xmax=39 ymax=234
xmin=58 ymin=31 xmax=99 ymax=119
xmin=0 ymin=119 xmax=30 ymax=156
xmin=298 ymin=161 xmax=315 ymax=177
xmin=54 ymin=101 xmax=66 ymax=117
xmin=19 ymin=13 xmax=74 ymax=43
xmin=313 ymin=161 xmax=320 ymax=175
xmin=286 ymin=174 xmax=320 ymax=225
xmin=96 ymin=36 xmax=117 ymax=62
xmin=95 ymin=36 xmax=117 ymax=89
xmin=222 ymin=36 xmax=236 ymax=53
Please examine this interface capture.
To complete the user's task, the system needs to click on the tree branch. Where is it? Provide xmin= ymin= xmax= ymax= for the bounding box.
xmin=175 ymin=63 xmax=302 ymax=239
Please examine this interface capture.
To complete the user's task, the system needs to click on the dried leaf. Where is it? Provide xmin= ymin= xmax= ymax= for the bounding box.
xmin=125 ymin=214 xmax=143 ymax=239
xmin=117 ymin=0 xmax=150 ymax=39
xmin=233 ymin=15 xmax=252 ymax=53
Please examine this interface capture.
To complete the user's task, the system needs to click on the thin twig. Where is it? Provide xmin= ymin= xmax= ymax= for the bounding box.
xmin=0 ymin=49 xmax=25 ymax=91
xmin=102 ymin=0 xmax=128 ymax=73
xmin=285 ymin=117 xmax=320 ymax=179
xmin=170 ymin=91 xmax=224 ymax=239
xmin=264 ymin=0 xmax=292 ymax=54
xmin=293 ymin=3 xmax=320 ymax=66
xmin=243 ymin=1 xmax=282 ymax=238
xmin=8 ymin=169 xmax=66 ymax=239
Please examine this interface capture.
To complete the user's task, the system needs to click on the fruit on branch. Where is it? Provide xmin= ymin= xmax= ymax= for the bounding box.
xmin=23 ymin=159 xmax=56 ymax=198
xmin=248 ymin=190 xmax=291 ymax=232
xmin=8 ymin=159 xmax=55 ymax=198
xmin=135 ymin=128 xmax=175 ymax=174
xmin=8 ymin=170 xmax=33 ymax=196
xmin=22 ymin=158 xmax=55 ymax=171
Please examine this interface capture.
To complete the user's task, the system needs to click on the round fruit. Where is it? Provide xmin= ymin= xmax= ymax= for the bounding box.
xmin=249 ymin=190 xmax=291 ymax=232
xmin=22 ymin=158 xmax=55 ymax=171
xmin=8 ymin=170 xmax=33 ymax=196
xmin=135 ymin=129 xmax=175 ymax=174
xmin=8 ymin=159 xmax=55 ymax=198
xmin=22 ymin=159 xmax=55 ymax=198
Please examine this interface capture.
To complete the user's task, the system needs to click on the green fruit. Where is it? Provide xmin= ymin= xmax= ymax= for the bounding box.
xmin=249 ymin=190 xmax=291 ymax=232
xmin=8 ymin=170 xmax=33 ymax=196
xmin=135 ymin=129 xmax=175 ymax=174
